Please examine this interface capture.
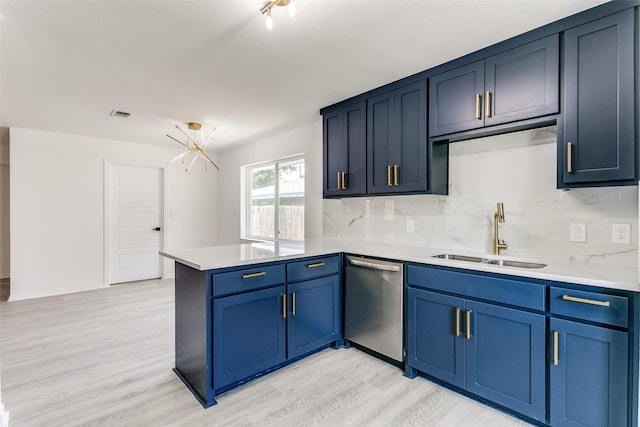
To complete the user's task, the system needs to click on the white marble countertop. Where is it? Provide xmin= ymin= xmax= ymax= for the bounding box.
xmin=160 ymin=238 xmax=640 ymax=293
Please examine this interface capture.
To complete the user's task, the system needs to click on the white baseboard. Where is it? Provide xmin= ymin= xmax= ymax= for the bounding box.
xmin=7 ymin=283 xmax=108 ymax=302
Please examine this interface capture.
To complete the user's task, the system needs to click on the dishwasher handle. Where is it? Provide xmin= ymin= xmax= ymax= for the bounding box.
xmin=348 ymin=258 xmax=401 ymax=272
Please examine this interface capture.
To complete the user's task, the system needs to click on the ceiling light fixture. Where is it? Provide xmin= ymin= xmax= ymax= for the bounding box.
xmin=166 ymin=122 xmax=220 ymax=172
xmin=260 ymin=0 xmax=296 ymax=30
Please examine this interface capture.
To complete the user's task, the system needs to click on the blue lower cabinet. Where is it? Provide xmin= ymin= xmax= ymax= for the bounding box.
xmin=213 ymin=285 xmax=287 ymax=391
xmin=406 ymin=288 xmax=465 ymax=388
xmin=287 ymin=275 xmax=341 ymax=359
xmin=465 ymin=301 xmax=546 ymax=421
xmin=550 ymin=318 xmax=628 ymax=427
xmin=407 ymin=287 xmax=546 ymax=422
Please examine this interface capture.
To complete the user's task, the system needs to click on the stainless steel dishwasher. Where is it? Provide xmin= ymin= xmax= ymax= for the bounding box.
xmin=344 ymin=255 xmax=404 ymax=362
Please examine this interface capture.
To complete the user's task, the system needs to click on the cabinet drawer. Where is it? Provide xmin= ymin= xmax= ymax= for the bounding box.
xmin=287 ymin=255 xmax=340 ymax=282
xmin=407 ymin=264 xmax=545 ymax=311
xmin=550 ymin=287 xmax=628 ymax=328
xmin=213 ymin=264 xmax=286 ymax=297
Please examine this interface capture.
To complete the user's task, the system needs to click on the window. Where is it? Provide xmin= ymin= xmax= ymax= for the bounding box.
xmin=244 ymin=156 xmax=304 ymax=242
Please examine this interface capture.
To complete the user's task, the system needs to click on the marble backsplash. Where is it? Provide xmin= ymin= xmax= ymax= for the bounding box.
xmin=323 ymin=126 xmax=639 ymax=267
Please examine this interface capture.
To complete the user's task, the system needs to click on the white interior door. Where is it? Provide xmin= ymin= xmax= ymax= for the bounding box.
xmin=109 ymin=165 xmax=163 ymax=284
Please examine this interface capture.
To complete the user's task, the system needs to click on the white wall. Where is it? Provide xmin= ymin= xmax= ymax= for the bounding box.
xmin=216 ymin=120 xmax=323 ymax=245
xmin=9 ymin=128 xmax=218 ymax=300
xmin=324 ymin=126 xmax=638 ymax=267
xmin=0 ymin=129 xmax=9 ymax=279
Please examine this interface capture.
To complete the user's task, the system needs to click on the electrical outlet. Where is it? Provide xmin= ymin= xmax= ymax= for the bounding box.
xmin=406 ymin=219 xmax=415 ymax=233
xmin=612 ymin=223 xmax=631 ymax=244
xmin=569 ymin=223 xmax=586 ymax=242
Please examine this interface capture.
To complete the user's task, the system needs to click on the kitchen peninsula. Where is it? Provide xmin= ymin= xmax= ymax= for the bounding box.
xmin=161 ymin=238 xmax=639 ymax=427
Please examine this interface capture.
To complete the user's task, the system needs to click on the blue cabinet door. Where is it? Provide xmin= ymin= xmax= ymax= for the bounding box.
xmin=323 ymin=101 xmax=366 ymax=198
xmin=485 ymin=34 xmax=559 ymax=127
xmin=406 ymin=288 xmax=465 ymax=388
xmin=213 ymin=285 xmax=287 ymax=391
xmin=368 ymin=80 xmax=427 ymax=194
xmin=287 ymin=275 xmax=341 ymax=359
xmin=560 ymin=9 xmax=636 ymax=187
xmin=394 ymin=81 xmax=427 ymax=193
xmin=367 ymin=90 xmax=395 ymax=194
xmin=550 ymin=318 xmax=628 ymax=427
xmin=429 ymin=60 xmax=484 ymax=137
xmin=465 ymin=301 xmax=546 ymax=422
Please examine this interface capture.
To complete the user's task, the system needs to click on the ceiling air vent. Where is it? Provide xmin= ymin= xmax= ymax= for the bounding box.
xmin=109 ymin=109 xmax=131 ymax=118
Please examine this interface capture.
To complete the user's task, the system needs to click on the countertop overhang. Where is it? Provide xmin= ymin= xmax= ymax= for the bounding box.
xmin=160 ymin=238 xmax=639 ymax=293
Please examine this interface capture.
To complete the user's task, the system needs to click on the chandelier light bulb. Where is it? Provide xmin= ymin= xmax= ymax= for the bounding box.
xmin=266 ymin=10 xmax=273 ymax=30
xmin=288 ymin=0 xmax=296 ymax=18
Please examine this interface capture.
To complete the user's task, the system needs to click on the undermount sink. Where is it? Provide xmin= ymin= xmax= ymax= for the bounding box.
xmin=483 ymin=259 xmax=547 ymax=269
xmin=432 ymin=254 xmax=547 ymax=269
xmin=432 ymin=254 xmax=485 ymax=263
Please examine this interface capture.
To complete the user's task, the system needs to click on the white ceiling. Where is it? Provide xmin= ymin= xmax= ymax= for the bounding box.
xmin=0 ymin=0 xmax=608 ymax=151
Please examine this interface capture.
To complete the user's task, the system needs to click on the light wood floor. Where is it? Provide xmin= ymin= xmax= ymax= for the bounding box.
xmin=0 ymin=279 xmax=532 ymax=427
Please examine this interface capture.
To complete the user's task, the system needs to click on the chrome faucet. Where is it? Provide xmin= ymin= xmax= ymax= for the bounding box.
xmin=493 ymin=202 xmax=508 ymax=255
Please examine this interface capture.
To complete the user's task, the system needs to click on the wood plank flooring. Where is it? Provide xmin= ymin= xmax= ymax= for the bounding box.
xmin=0 ymin=279 xmax=532 ymax=427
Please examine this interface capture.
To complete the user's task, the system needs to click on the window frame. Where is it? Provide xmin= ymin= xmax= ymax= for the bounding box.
xmin=242 ymin=155 xmax=305 ymax=243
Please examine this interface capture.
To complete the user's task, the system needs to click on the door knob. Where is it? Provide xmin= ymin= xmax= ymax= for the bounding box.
xmin=152 ymin=227 xmax=161 ymax=231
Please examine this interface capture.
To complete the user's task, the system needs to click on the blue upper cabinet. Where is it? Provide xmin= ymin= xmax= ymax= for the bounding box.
xmin=323 ymin=101 xmax=367 ymax=198
xmin=559 ymin=9 xmax=636 ymax=187
xmin=367 ymin=80 xmax=428 ymax=194
xmin=430 ymin=35 xmax=559 ymax=138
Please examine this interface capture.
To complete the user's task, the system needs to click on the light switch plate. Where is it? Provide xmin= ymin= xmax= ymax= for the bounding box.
xmin=570 ymin=223 xmax=586 ymax=242
xmin=612 ymin=223 xmax=631 ymax=244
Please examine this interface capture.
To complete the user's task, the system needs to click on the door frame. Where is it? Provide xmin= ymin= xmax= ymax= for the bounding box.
xmin=104 ymin=160 xmax=168 ymax=286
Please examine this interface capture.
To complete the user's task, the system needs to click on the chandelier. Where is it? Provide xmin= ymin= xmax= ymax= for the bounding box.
xmin=260 ymin=0 xmax=296 ymax=30
xmin=166 ymin=122 xmax=220 ymax=172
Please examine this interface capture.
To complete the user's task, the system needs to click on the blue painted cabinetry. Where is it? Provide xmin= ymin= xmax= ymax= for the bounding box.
xmin=559 ymin=9 xmax=637 ymax=187
xmin=367 ymin=80 xmax=428 ymax=194
xmin=429 ymin=35 xmax=559 ymax=138
xmin=323 ymin=101 xmax=367 ymax=198
xmin=173 ymin=254 xmax=342 ymax=407
xmin=406 ymin=263 xmax=638 ymax=427
xmin=549 ymin=287 xmax=631 ymax=427
xmin=406 ymin=266 xmax=546 ymax=422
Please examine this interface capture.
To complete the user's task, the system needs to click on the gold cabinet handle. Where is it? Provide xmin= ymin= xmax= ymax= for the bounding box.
xmin=242 ymin=271 xmax=266 ymax=279
xmin=553 ymin=330 xmax=559 ymax=366
xmin=466 ymin=310 xmax=472 ymax=340
xmin=341 ymin=171 xmax=347 ymax=190
xmin=306 ymin=262 xmax=325 ymax=268
xmin=475 ymin=93 xmax=482 ymax=120
xmin=562 ymin=294 xmax=610 ymax=307
xmin=387 ymin=165 xmax=392 ymax=186
xmin=394 ymin=165 xmax=399 ymax=186
xmin=455 ymin=307 xmax=462 ymax=337
xmin=337 ymin=172 xmax=341 ymax=190
xmin=281 ymin=293 xmax=287 ymax=319
xmin=567 ymin=142 xmax=573 ymax=173
xmin=485 ymin=90 xmax=491 ymax=118
xmin=291 ymin=292 xmax=296 ymax=316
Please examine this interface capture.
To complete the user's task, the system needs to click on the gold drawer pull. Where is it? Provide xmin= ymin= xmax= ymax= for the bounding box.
xmin=466 ymin=310 xmax=472 ymax=340
xmin=394 ymin=165 xmax=399 ymax=186
xmin=341 ymin=171 xmax=347 ymax=190
xmin=562 ymin=294 xmax=610 ymax=307
xmin=485 ymin=90 xmax=491 ymax=118
xmin=567 ymin=142 xmax=573 ymax=173
xmin=455 ymin=307 xmax=462 ymax=337
xmin=475 ymin=93 xmax=482 ymax=120
xmin=337 ymin=172 xmax=341 ymax=190
xmin=242 ymin=271 xmax=266 ymax=279
xmin=387 ymin=165 xmax=392 ymax=186
xmin=553 ymin=330 xmax=559 ymax=366
xmin=306 ymin=262 xmax=325 ymax=268
xmin=291 ymin=292 xmax=296 ymax=316
xmin=281 ymin=293 xmax=287 ymax=318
